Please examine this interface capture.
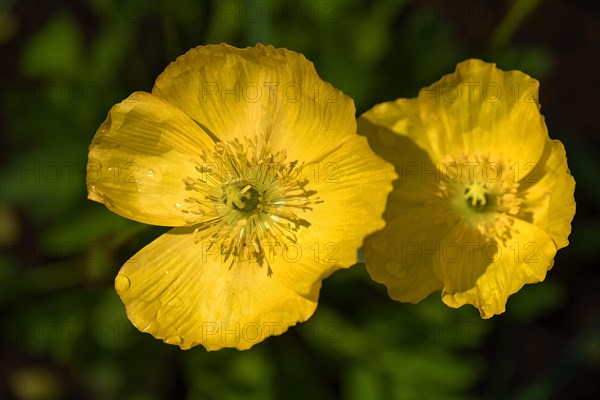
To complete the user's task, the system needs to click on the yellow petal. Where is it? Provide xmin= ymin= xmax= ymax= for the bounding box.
xmin=435 ymin=218 xmax=557 ymax=318
xmin=269 ymin=135 xmax=397 ymax=296
xmin=517 ymin=139 xmax=576 ymax=249
xmin=359 ymin=114 xmax=443 ymax=302
xmin=115 ymin=227 xmax=319 ymax=351
xmin=361 ymin=59 xmax=548 ymax=167
xmin=364 ymin=207 xmax=445 ymax=303
xmin=152 ymin=43 xmax=356 ymax=165
xmin=358 ymin=114 xmax=440 ymax=218
xmin=87 ymin=92 xmax=215 ymax=226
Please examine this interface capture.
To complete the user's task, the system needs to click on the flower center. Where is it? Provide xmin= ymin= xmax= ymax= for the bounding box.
xmin=427 ymin=153 xmax=521 ymax=239
xmin=464 ymin=181 xmax=489 ymax=211
xmin=224 ymin=182 xmax=261 ymax=212
xmin=180 ymin=135 xmax=321 ymax=273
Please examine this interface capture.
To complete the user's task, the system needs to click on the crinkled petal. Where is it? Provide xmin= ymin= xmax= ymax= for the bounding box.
xmin=269 ymin=135 xmax=396 ymax=296
xmin=517 ymin=139 xmax=576 ymax=249
xmin=87 ymin=92 xmax=215 ymax=226
xmin=361 ymin=59 xmax=548 ymax=168
xmin=435 ymin=218 xmax=557 ymax=318
xmin=358 ymin=114 xmax=440 ymax=218
xmin=364 ymin=207 xmax=446 ymax=303
xmin=152 ymin=43 xmax=356 ymax=165
xmin=359 ymin=114 xmax=444 ymax=302
xmin=115 ymin=228 xmax=319 ymax=351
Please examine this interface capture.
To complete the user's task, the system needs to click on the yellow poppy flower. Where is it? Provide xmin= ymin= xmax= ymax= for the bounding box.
xmin=360 ymin=59 xmax=575 ymax=318
xmin=87 ymin=44 xmax=396 ymax=350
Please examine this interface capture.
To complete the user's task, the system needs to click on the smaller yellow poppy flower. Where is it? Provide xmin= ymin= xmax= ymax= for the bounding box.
xmin=87 ymin=44 xmax=396 ymax=350
xmin=360 ymin=59 xmax=575 ymax=318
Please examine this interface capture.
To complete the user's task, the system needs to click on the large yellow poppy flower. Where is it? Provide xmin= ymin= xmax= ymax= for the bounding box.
xmin=87 ymin=44 xmax=396 ymax=350
xmin=360 ymin=59 xmax=575 ymax=318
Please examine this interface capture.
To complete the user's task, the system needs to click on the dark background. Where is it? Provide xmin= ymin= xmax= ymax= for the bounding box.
xmin=1 ymin=0 xmax=598 ymax=399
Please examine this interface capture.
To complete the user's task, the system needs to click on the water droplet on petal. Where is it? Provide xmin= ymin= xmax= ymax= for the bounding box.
xmin=157 ymin=297 xmax=184 ymax=321
xmin=147 ymin=170 xmax=154 ymax=177
xmin=115 ymin=274 xmax=131 ymax=292
xmin=169 ymin=297 xmax=183 ymax=307
xmin=165 ymin=335 xmax=183 ymax=345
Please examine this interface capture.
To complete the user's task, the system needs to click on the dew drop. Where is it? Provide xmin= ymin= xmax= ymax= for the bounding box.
xmin=147 ymin=170 xmax=154 ymax=177
xmin=165 ymin=335 xmax=183 ymax=345
xmin=157 ymin=297 xmax=184 ymax=321
xmin=169 ymin=297 xmax=183 ymax=307
xmin=115 ymin=274 xmax=131 ymax=292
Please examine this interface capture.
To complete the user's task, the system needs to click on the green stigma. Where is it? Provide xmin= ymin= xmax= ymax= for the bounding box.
xmin=224 ymin=183 xmax=261 ymax=212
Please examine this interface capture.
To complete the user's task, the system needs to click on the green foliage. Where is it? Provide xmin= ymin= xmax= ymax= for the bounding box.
xmin=20 ymin=15 xmax=83 ymax=79
xmin=1 ymin=0 xmax=597 ymax=399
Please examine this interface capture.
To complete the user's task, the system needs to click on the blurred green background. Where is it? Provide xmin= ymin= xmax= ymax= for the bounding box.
xmin=1 ymin=0 xmax=598 ymax=398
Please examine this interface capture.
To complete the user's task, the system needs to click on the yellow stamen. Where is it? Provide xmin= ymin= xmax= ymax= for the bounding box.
xmin=180 ymin=135 xmax=321 ymax=272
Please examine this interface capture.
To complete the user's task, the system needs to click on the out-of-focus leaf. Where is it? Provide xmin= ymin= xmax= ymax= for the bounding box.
xmin=184 ymin=347 xmax=275 ymax=400
xmin=505 ymin=280 xmax=567 ymax=323
xmin=0 ymin=145 xmax=87 ymax=222
xmin=20 ymin=15 xmax=83 ymax=78
xmin=82 ymin=360 xmax=124 ymax=399
xmin=0 ymin=202 xmax=20 ymax=243
xmin=92 ymin=289 xmax=137 ymax=350
xmin=495 ymin=46 xmax=554 ymax=78
xmin=354 ymin=0 xmax=407 ymax=66
xmin=0 ymin=254 xmax=17 ymax=303
xmin=343 ymin=367 xmax=380 ymax=399
xmin=9 ymin=367 xmax=64 ymax=400
xmin=41 ymin=205 xmax=138 ymax=248
xmin=88 ymin=23 xmax=135 ymax=83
